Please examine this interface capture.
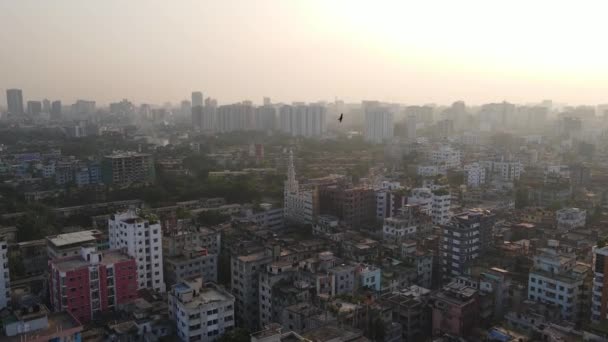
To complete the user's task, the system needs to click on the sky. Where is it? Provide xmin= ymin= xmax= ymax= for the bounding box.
xmin=2 ymin=0 xmax=608 ymax=106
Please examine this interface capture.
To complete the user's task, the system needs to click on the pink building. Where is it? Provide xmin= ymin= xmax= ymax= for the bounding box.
xmin=431 ymin=281 xmax=479 ymax=337
xmin=49 ymin=245 xmax=138 ymax=323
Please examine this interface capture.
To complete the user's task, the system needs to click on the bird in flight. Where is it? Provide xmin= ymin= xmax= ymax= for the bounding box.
xmin=338 ymin=113 xmax=343 ymax=123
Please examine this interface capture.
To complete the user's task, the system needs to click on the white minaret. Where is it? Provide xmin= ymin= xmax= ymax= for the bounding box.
xmin=285 ymin=149 xmax=298 ymax=194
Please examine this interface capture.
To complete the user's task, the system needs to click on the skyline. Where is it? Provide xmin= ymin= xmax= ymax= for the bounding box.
xmin=2 ymin=0 xmax=608 ymax=106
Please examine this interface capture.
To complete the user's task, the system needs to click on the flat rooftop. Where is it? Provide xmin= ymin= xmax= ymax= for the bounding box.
xmin=47 ymin=230 xmax=102 ymax=248
xmin=5 ymin=312 xmax=82 ymax=342
xmin=52 ymin=249 xmax=132 ymax=272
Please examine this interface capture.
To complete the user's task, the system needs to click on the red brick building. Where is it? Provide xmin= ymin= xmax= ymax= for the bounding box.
xmin=49 ymin=245 xmax=137 ymax=323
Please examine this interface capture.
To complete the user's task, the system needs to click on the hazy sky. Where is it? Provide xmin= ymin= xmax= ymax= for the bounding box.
xmin=2 ymin=0 xmax=608 ymax=106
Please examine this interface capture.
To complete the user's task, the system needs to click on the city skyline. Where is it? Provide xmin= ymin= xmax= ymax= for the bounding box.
xmin=2 ymin=0 xmax=608 ymax=106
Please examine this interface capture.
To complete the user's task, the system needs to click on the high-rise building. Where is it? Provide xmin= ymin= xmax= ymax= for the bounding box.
xmin=108 ymin=210 xmax=166 ymax=292
xmin=101 ymin=152 xmax=155 ymax=185
xmin=192 ymin=91 xmax=204 ymax=108
xmin=51 ymin=100 xmax=62 ymax=120
xmin=255 ymin=105 xmax=276 ymax=131
xmin=592 ymin=246 xmax=608 ymax=323
xmin=42 ymin=99 xmax=51 ymax=113
xmin=231 ymin=251 xmax=272 ymax=331
xmin=363 ymin=101 xmax=393 ymax=143
xmin=73 ymin=100 xmax=96 ymax=115
xmin=168 ymin=278 xmax=235 ymax=342
xmin=48 ymin=245 xmax=138 ymax=323
xmin=0 ymin=238 xmax=10 ymax=310
xmin=180 ymin=100 xmax=191 ymax=116
xmin=217 ymin=102 xmax=255 ymax=132
xmin=6 ymin=88 xmax=24 ymax=115
xmin=27 ymin=100 xmax=42 ymax=116
xmin=441 ymin=209 xmax=495 ymax=279
xmin=278 ymin=104 xmax=326 ymax=137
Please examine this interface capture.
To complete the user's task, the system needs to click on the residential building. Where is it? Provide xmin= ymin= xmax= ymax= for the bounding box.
xmin=0 ymin=239 xmax=9 ymax=310
xmin=101 ymin=152 xmax=155 ymax=185
xmin=556 ymin=208 xmax=586 ymax=232
xmin=374 ymin=181 xmax=407 ymax=220
xmin=378 ymin=285 xmax=431 ymax=342
xmin=431 ymin=145 xmax=461 ymax=169
xmin=441 ymin=209 xmax=495 ymax=279
xmin=4 ymin=307 xmax=83 ymax=342
xmin=279 ymin=104 xmax=327 ymax=137
xmin=464 ymin=162 xmax=486 ymax=188
xmin=46 ymin=229 xmax=107 ymax=259
xmin=363 ymin=102 xmax=393 ymax=143
xmin=431 ymin=189 xmax=451 ymax=225
xmin=6 ymin=88 xmax=24 ymax=115
xmin=528 ymin=248 xmax=590 ymax=323
xmin=27 ymin=101 xmax=42 ymax=116
xmin=431 ymin=281 xmax=479 ymax=337
xmin=383 ymin=205 xmax=431 ymax=242
xmin=49 ymin=246 xmax=138 ymax=323
xmin=168 ymin=278 xmax=234 ymax=342
xmin=108 ymin=210 xmax=166 ymax=292
xmin=254 ymin=105 xmax=276 ymax=131
xmin=191 ymin=91 xmax=204 ymax=107
xmin=591 ymin=246 xmax=608 ymax=323
xmin=217 ymin=102 xmax=255 ymax=132
xmin=358 ymin=265 xmax=381 ymax=291
xmin=231 ymin=251 xmax=273 ymax=331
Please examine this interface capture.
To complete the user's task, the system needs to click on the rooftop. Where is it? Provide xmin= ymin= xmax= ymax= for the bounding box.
xmin=5 ymin=312 xmax=82 ymax=342
xmin=46 ymin=229 xmax=102 ymax=248
xmin=51 ymin=249 xmax=132 ymax=272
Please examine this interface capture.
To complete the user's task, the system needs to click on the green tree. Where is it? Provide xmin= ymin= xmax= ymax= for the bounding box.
xmin=217 ymin=328 xmax=250 ymax=342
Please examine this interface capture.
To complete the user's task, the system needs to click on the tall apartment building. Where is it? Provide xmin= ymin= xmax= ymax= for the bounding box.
xmin=483 ymin=159 xmax=524 ymax=182
xmin=592 ymin=246 xmax=608 ymax=323
xmin=191 ymin=91 xmax=204 ymax=107
xmin=27 ymin=101 xmax=42 ymax=116
xmin=49 ymin=246 xmax=138 ymax=323
xmin=0 ymin=239 xmax=9 ymax=310
xmin=441 ymin=209 xmax=495 ymax=279
xmin=431 ymin=282 xmax=479 ymax=337
xmin=528 ymin=248 xmax=590 ymax=323
xmin=168 ymin=278 xmax=235 ymax=342
xmin=163 ymin=227 xmax=221 ymax=286
xmin=6 ymin=88 xmax=24 ymax=115
xmin=363 ymin=102 xmax=393 ymax=143
xmin=431 ymin=189 xmax=452 ymax=225
xmin=279 ymin=104 xmax=327 ymax=137
xmin=51 ymin=100 xmax=62 ymax=120
xmin=464 ymin=162 xmax=486 ymax=188
xmin=255 ymin=105 xmax=277 ymax=131
xmin=231 ymin=251 xmax=273 ymax=331
xmin=374 ymin=181 xmax=407 ymax=220
xmin=101 ymin=152 xmax=155 ymax=185
xmin=108 ymin=210 xmax=166 ymax=292
xmin=217 ymin=102 xmax=255 ymax=132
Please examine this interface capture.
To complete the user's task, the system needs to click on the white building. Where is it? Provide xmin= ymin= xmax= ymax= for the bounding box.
xmin=358 ymin=265 xmax=381 ymax=291
xmin=382 ymin=205 xmax=431 ymax=242
xmin=168 ymin=278 xmax=235 ymax=342
xmin=484 ymin=159 xmax=523 ymax=182
xmin=364 ymin=104 xmax=393 ymax=143
xmin=283 ymin=150 xmax=317 ymax=224
xmin=0 ymin=239 xmax=9 ymax=309
xmin=431 ymin=190 xmax=452 ymax=225
xmin=408 ymin=188 xmax=433 ymax=215
xmin=375 ymin=181 xmax=406 ymax=220
xmin=279 ymin=104 xmax=327 ymax=137
xmin=108 ymin=210 xmax=166 ymax=292
xmin=528 ymin=248 xmax=589 ymax=322
xmin=556 ymin=208 xmax=586 ymax=232
xmin=417 ymin=165 xmax=440 ymax=177
xmin=464 ymin=162 xmax=486 ymax=188
xmin=431 ymin=145 xmax=461 ymax=169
